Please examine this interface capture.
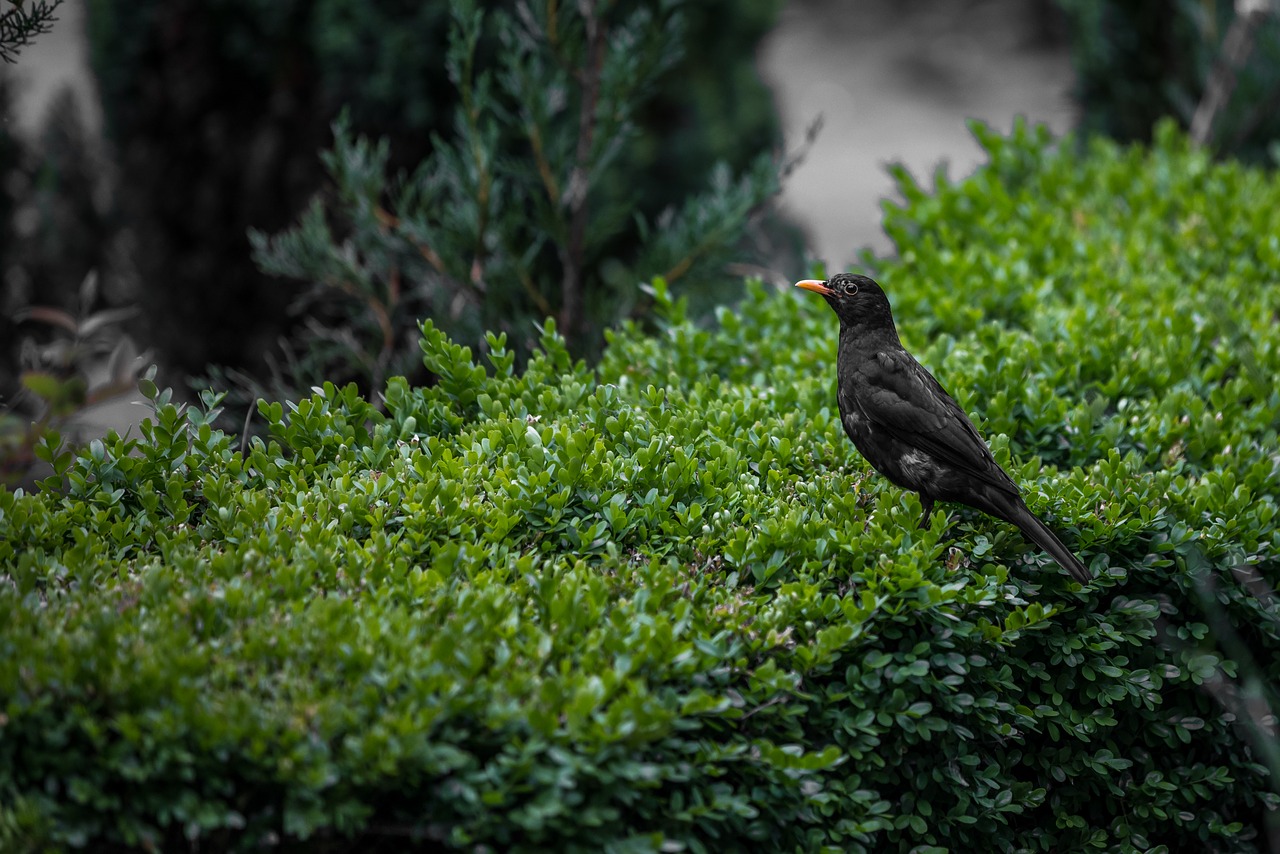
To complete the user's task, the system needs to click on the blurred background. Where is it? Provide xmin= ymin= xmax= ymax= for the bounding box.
xmin=2 ymin=0 xmax=1279 ymax=486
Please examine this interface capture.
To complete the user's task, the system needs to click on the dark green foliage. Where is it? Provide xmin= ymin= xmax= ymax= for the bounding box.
xmin=3 ymin=122 xmax=1280 ymax=851
xmin=85 ymin=0 xmax=343 ymax=378
xmin=1058 ymin=0 xmax=1280 ymax=162
xmin=0 ymin=88 xmax=123 ymax=318
xmin=0 ymin=81 xmax=137 ymax=490
xmin=85 ymin=0 xmax=784 ymax=382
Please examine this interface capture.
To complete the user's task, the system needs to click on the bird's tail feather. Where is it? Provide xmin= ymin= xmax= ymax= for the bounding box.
xmin=1006 ymin=502 xmax=1092 ymax=585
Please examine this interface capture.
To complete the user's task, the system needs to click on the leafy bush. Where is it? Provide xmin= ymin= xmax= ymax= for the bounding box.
xmin=2 ymin=121 xmax=1279 ymax=851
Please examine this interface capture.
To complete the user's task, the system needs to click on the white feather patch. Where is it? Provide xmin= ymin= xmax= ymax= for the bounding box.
xmin=900 ymin=450 xmax=936 ymax=478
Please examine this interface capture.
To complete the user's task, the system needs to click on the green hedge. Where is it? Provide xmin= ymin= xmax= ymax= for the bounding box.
xmin=2 ymin=121 xmax=1279 ymax=851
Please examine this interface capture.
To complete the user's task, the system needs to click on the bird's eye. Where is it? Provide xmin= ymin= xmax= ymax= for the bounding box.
xmin=845 ymin=282 xmax=859 ymax=296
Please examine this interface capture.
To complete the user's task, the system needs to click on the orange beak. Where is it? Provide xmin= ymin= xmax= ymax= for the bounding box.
xmin=794 ymin=279 xmax=834 ymax=296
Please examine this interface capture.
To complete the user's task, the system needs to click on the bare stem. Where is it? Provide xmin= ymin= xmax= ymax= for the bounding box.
xmin=1190 ymin=1 xmax=1271 ymax=147
xmin=558 ymin=0 xmax=605 ymax=342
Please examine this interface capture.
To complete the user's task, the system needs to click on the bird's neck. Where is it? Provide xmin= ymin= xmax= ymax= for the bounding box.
xmin=839 ymin=319 xmax=902 ymax=354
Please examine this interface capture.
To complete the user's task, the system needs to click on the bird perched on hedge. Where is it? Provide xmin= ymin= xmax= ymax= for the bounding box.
xmin=796 ymin=272 xmax=1091 ymax=584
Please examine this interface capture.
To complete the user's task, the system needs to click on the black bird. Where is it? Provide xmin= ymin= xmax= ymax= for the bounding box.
xmin=797 ymin=272 xmax=1091 ymax=584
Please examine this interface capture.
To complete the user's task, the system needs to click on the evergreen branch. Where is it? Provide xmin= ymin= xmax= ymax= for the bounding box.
xmin=326 ymin=273 xmax=395 ymax=363
xmin=660 ymin=220 xmax=735 ymax=284
xmin=448 ymin=6 xmax=495 ymax=295
xmin=652 ymin=151 xmax=784 ymax=287
xmin=0 ymin=0 xmax=61 ymax=63
xmin=468 ymin=147 xmax=492 ymax=294
xmin=375 ymin=205 xmax=474 ymax=301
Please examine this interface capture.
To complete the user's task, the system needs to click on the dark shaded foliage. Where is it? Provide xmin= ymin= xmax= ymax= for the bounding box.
xmin=85 ymin=0 xmax=785 ymax=382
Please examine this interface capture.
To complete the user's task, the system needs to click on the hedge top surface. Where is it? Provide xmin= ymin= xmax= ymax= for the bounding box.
xmin=2 ymin=120 xmax=1279 ymax=852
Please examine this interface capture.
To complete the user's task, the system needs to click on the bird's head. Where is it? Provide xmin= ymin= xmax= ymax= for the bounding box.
xmin=794 ymin=272 xmax=895 ymax=331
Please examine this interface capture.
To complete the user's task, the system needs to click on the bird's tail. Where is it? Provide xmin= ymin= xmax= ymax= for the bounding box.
xmin=1003 ymin=500 xmax=1092 ymax=585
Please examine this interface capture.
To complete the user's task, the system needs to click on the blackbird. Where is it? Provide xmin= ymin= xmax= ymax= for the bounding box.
xmin=797 ymin=272 xmax=1091 ymax=584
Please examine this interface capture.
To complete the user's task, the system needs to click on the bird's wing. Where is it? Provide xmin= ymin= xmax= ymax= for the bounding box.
xmin=854 ymin=349 xmax=1019 ymax=494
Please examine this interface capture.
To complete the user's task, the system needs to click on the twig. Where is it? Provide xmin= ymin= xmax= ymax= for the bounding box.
xmin=516 ymin=265 xmax=554 ymax=317
xmin=1190 ymin=0 xmax=1272 ymax=147
xmin=239 ymin=403 xmax=253 ymax=458
xmin=374 ymin=205 xmax=483 ymax=311
xmin=660 ymin=216 xmax=740 ymax=284
xmin=528 ymin=123 xmax=561 ymax=205
xmin=0 ymin=1 xmax=61 ymax=63
xmin=375 ymin=206 xmax=447 ymax=275
xmin=326 ymin=275 xmax=396 ymax=365
xmin=740 ymin=693 xmax=787 ymax=721
xmin=558 ymin=0 xmax=605 ymax=342
xmin=779 ymin=114 xmax=825 ymax=183
xmin=468 ymin=146 xmax=492 ymax=295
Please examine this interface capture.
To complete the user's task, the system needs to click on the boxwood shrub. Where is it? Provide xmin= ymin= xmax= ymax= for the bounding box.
xmin=2 ymin=121 xmax=1279 ymax=852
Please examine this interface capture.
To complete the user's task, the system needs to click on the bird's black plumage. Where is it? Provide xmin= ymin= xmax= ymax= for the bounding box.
xmin=797 ymin=272 xmax=1091 ymax=584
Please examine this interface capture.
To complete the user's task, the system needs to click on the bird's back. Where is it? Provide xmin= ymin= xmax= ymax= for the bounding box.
xmin=797 ymin=271 xmax=1091 ymax=583
xmin=836 ymin=335 xmax=1020 ymax=502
